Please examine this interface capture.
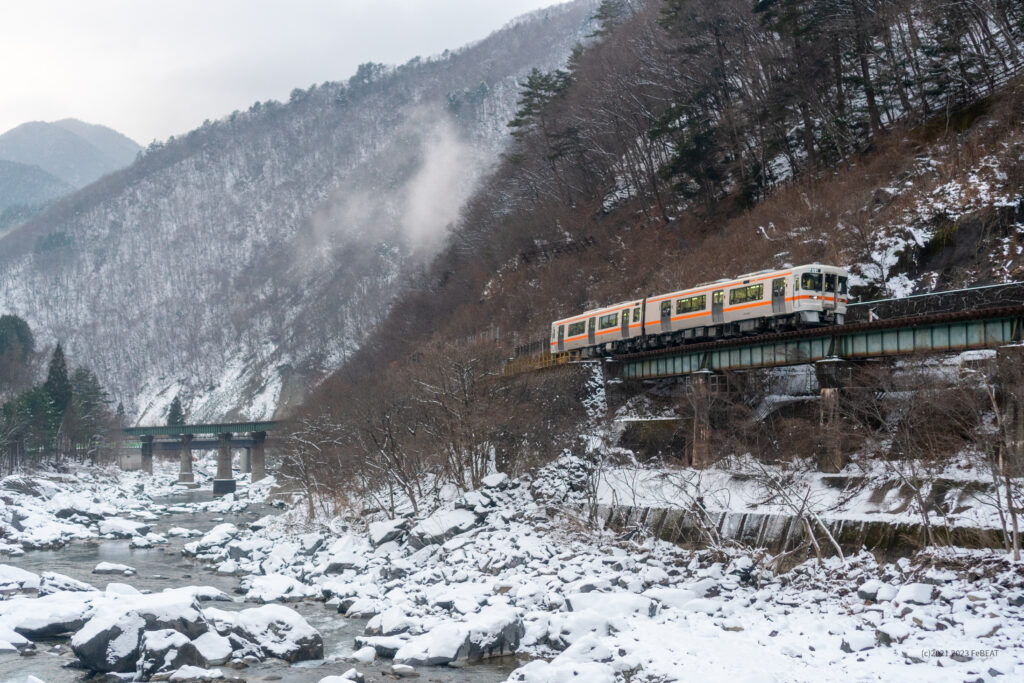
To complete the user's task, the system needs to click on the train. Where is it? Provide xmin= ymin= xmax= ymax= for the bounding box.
xmin=550 ymin=264 xmax=850 ymax=356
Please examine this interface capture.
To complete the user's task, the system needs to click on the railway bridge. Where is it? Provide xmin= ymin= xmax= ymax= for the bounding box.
xmin=122 ymin=421 xmax=278 ymax=494
xmin=507 ymin=282 xmax=1024 ymax=472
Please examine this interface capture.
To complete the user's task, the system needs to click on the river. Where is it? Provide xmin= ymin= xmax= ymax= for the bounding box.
xmin=1 ymin=492 xmax=523 ymax=682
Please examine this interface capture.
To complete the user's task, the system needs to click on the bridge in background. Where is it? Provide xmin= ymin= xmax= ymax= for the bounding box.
xmin=123 ymin=421 xmax=279 ymax=494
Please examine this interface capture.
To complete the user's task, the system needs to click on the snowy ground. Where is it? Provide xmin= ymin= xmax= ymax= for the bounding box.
xmin=2 ymin=457 xmax=1022 ymax=682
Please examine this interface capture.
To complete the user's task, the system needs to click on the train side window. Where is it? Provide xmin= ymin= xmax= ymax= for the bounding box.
xmin=598 ymin=312 xmax=619 ymax=330
xmin=676 ymin=294 xmax=706 ymax=314
xmin=633 ymin=307 xmax=641 ymax=322
xmin=567 ymin=321 xmax=586 ymax=336
xmin=558 ymin=325 xmax=564 ymax=340
xmin=712 ymin=290 xmax=724 ymax=305
xmin=772 ymin=278 xmax=785 ymax=296
xmin=729 ymin=283 xmax=763 ymax=305
xmin=661 ymin=301 xmax=671 ymax=317
xmin=839 ymin=276 xmax=848 ymax=295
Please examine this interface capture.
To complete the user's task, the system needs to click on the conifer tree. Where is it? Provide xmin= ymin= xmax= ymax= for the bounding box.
xmin=44 ymin=343 xmax=72 ymax=418
xmin=167 ymin=395 xmax=186 ymax=427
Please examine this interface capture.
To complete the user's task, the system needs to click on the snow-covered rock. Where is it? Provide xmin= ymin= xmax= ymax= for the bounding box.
xmin=207 ymin=604 xmax=323 ymax=663
xmin=0 ymin=564 xmax=41 ymax=594
xmin=392 ymin=604 xmax=523 ymax=666
xmin=243 ymin=573 xmax=317 ymax=603
xmin=93 ymin=561 xmax=136 ymax=576
xmin=368 ymin=518 xmax=408 ymax=547
xmin=894 ymin=583 xmax=936 ymax=605
xmin=71 ymin=592 xmax=210 ymax=673
xmin=1 ymin=591 xmax=97 ymax=638
xmin=98 ymin=517 xmax=150 ymax=538
xmin=408 ymin=509 xmax=479 ymax=548
xmin=840 ymin=631 xmax=876 ymax=652
xmin=138 ymin=629 xmax=204 ymax=679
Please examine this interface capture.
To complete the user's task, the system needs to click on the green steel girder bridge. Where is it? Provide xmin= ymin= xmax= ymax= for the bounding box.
xmin=610 ymin=305 xmax=1024 ymax=380
xmin=122 ymin=421 xmax=279 ymax=494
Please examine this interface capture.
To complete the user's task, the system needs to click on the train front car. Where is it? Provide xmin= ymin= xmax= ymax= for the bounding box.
xmin=790 ymin=264 xmax=849 ymax=325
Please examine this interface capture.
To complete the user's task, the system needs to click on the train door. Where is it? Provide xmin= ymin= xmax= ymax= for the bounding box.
xmin=587 ymin=317 xmax=596 ymax=346
xmin=823 ymin=273 xmax=838 ymax=311
xmin=621 ymin=309 xmax=629 ymax=338
xmin=557 ymin=325 xmax=564 ymax=352
xmin=660 ymin=300 xmax=672 ymax=332
xmin=712 ymin=290 xmax=724 ymax=323
xmin=771 ymin=278 xmax=786 ymax=313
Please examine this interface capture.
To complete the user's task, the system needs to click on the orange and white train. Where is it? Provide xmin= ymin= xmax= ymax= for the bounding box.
xmin=550 ymin=264 xmax=849 ymax=355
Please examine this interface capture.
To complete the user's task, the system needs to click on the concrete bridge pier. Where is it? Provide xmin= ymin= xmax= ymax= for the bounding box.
xmin=815 ymin=359 xmax=851 ymax=473
xmin=140 ymin=436 xmax=154 ymax=474
xmin=690 ymin=371 xmax=713 ymax=468
xmin=213 ymin=432 xmax=236 ymax=495
xmin=251 ymin=431 xmax=266 ymax=482
xmin=177 ymin=434 xmax=195 ymax=485
xmin=240 ymin=448 xmax=252 ymax=474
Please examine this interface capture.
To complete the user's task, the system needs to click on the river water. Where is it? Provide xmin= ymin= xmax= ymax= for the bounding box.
xmin=1 ymin=493 xmax=523 ymax=682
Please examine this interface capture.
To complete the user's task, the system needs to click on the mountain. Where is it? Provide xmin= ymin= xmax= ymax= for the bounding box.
xmin=0 ymin=0 xmax=599 ymax=424
xmin=0 ymin=160 xmax=73 ymax=232
xmin=0 ymin=119 xmax=141 ymax=188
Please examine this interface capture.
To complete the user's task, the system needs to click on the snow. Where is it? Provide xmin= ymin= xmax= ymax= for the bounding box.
xmin=895 ymin=582 xmax=936 ymax=605
xmin=409 ymin=508 xmax=478 ymax=546
xmin=169 ymin=666 xmax=224 ymax=681
xmin=244 ymin=572 xmax=318 ymax=602
xmin=192 ymin=631 xmax=233 ymax=665
xmin=231 ymin=604 xmax=322 ymax=660
xmin=0 ymin=564 xmax=41 ymax=592
xmin=93 ymin=562 xmax=136 ymax=575
xmin=2 ymin=458 xmax=1023 ymax=682
xmin=98 ymin=517 xmax=149 ymax=537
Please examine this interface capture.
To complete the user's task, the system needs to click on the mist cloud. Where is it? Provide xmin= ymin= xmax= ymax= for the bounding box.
xmin=400 ymin=115 xmax=485 ymax=254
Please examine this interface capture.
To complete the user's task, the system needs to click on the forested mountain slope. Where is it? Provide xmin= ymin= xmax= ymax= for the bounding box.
xmin=301 ymin=0 xmax=1024 ymax=487
xmin=0 ymin=1 xmax=598 ymax=423
xmin=0 ymin=161 xmax=72 ymax=217
xmin=336 ymin=0 xmax=1024 ymax=375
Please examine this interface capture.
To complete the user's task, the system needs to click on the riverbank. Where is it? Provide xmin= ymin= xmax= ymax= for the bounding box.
xmin=2 ymin=458 xmax=1023 ymax=682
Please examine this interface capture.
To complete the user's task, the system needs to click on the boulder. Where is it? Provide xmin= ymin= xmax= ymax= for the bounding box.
xmin=224 ymin=604 xmax=323 ymax=663
xmin=408 ymin=509 xmax=478 ymax=549
xmin=168 ymin=665 xmax=226 ymax=681
xmin=894 ymin=583 xmax=936 ymax=605
xmin=193 ymin=632 xmax=233 ymax=666
xmin=243 ymin=573 xmax=316 ymax=603
xmin=392 ymin=605 xmax=523 ymax=667
xmin=71 ymin=593 xmax=211 ymax=673
xmin=5 ymin=592 xmax=96 ymax=638
xmin=856 ymin=579 xmax=881 ymax=601
xmin=368 ymin=518 xmax=408 ymax=548
xmin=38 ymin=571 xmax=97 ymax=595
xmin=98 ymin=517 xmax=150 ymax=538
xmin=353 ymin=635 xmax=407 ymax=659
xmin=0 ymin=564 xmax=40 ymax=594
xmin=875 ymin=622 xmax=910 ymax=646
xmin=137 ymin=629 xmax=204 ymax=679
xmin=71 ymin=610 xmax=147 ymax=673
xmin=93 ymin=562 xmax=136 ymax=576
xmin=840 ymin=631 xmax=875 ymax=653
xmin=185 ymin=524 xmax=239 ymax=557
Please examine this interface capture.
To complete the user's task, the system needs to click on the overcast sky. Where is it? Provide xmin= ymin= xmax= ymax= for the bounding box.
xmin=0 ymin=0 xmax=559 ymax=144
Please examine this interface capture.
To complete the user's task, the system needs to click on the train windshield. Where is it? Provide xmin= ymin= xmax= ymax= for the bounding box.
xmin=801 ymin=273 xmax=822 ymax=290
